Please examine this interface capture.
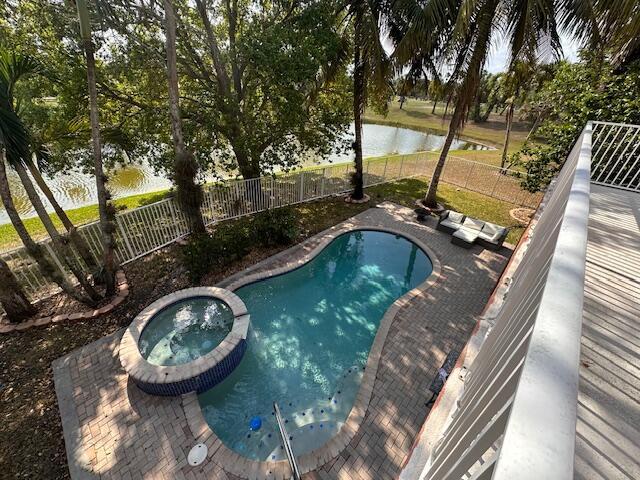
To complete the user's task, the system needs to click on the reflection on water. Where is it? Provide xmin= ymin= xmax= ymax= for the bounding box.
xmin=0 ymin=124 xmax=489 ymax=223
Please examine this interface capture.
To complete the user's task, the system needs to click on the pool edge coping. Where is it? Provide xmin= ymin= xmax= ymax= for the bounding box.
xmin=182 ymin=214 xmax=443 ymax=478
xmin=119 ymin=286 xmax=250 ymax=391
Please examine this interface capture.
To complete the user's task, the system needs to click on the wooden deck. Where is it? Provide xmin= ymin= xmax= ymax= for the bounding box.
xmin=575 ymin=184 xmax=640 ymax=480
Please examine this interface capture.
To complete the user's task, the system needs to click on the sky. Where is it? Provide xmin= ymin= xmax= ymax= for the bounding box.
xmin=485 ymin=34 xmax=581 ymax=73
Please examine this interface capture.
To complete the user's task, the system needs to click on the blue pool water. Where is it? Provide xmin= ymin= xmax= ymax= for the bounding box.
xmin=138 ymin=297 xmax=234 ymax=366
xmin=198 ymin=230 xmax=433 ymax=460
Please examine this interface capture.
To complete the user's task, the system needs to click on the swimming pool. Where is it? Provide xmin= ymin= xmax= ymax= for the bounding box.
xmin=198 ymin=230 xmax=433 ymax=460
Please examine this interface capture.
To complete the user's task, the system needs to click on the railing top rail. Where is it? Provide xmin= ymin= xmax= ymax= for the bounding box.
xmin=493 ymin=123 xmax=592 ymax=479
xmin=591 ymin=120 xmax=640 ymax=129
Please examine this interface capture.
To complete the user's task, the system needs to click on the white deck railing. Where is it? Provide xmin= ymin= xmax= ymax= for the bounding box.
xmin=1 ymin=152 xmax=541 ymax=303
xmin=419 ymin=124 xmax=595 ymax=479
xmin=591 ymin=121 xmax=640 ymax=191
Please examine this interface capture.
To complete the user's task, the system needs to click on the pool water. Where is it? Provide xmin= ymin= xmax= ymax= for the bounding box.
xmin=138 ymin=297 xmax=234 ymax=366
xmin=198 ymin=230 xmax=433 ymax=460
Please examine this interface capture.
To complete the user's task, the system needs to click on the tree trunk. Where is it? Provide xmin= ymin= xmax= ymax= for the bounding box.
xmin=526 ymin=111 xmax=542 ymax=141
xmin=444 ymin=95 xmax=452 ymax=117
xmin=423 ymin=106 xmax=464 ymax=208
xmin=13 ymin=161 xmax=100 ymax=304
xmin=431 ymin=98 xmax=438 ymax=114
xmin=163 ymin=0 xmax=206 ymax=234
xmin=0 ymin=153 xmax=81 ymax=301
xmin=351 ymin=11 xmax=365 ymax=201
xmin=500 ymin=103 xmax=514 ymax=171
xmin=25 ymin=157 xmax=99 ymax=274
xmin=76 ymin=0 xmax=118 ymax=296
xmin=0 ymin=256 xmax=36 ymax=323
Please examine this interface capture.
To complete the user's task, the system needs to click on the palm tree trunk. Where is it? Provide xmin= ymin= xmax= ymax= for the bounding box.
xmin=76 ymin=0 xmax=118 ymax=296
xmin=351 ymin=10 xmax=365 ymax=200
xmin=164 ymin=0 xmax=206 ymax=234
xmin=0 ymin=153 xmax=82 ymax=302
xmin=423 ymin=106 xmax=464 ymax=208
xmin=0 ymin=256 xmax=36 ymax=322
xmin=444 ymin=94 xmax=452 ymax=117
xmin=500 ymin=103 xmax=514 ymax=170
xmin=13 ymin=161 xmax=100 ymax=304
xmin=25 ymin=157 xmax=99 ymax=273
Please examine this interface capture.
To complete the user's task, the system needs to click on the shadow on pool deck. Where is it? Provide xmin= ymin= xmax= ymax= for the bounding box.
xmin=53 ymin=202 xmax=510 ymax=480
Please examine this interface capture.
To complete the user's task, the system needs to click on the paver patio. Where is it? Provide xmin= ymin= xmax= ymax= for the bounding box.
xmin=53 ymin=202 xmax=510 ymax=479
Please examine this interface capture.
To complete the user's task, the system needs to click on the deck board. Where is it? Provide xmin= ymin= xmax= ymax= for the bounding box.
xmin=575 ymin=184 xmax=640 ymax=480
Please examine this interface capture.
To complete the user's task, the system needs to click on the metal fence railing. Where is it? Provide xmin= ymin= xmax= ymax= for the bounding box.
xmin=419 ymin=123 xmax=593 ymax=479
xmin=591 ymin=121 xmax=640 ymax=191
xmin=1 ymin=152 xmax=541 ymax=304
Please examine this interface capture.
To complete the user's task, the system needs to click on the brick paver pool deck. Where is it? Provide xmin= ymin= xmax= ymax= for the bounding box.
xmin=53 ymin=202 xmax=510 ymax=479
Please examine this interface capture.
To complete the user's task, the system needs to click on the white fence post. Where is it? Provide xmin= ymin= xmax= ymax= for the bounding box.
xmin=299 ymin=171 xmax=305 ymax=202
xmin=320 ymin=168 xmax=326 ymax=196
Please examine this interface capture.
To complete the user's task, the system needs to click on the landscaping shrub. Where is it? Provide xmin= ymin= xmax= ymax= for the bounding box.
xmin=182 ymin=219 xmax=252 ymax=281
xmin=182 ymin=207 xmax=299 ymax=280
xmin=252 ymin=207 xmax=299 ymax=246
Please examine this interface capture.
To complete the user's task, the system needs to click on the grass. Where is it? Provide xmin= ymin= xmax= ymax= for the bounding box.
xmin=1 ymin=97 xmax=529 ymax=251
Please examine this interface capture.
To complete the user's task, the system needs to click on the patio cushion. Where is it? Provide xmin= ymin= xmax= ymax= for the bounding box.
xmin=479 ymin=222 xmax=507 ymax=243
xmin=462 ymin=217 xmax=485 ymax=231
xmin=452 ymin=228 xmax=479 ymax=243
xmin=440 ymin=219 xmax=462 ymax=231
xmin=448 ymin=211 xmax=465 ymax=224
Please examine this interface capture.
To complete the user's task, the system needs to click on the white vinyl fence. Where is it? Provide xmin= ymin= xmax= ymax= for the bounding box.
xmin=2 ymin=152 xmax=541 ymax=303
xmin=419 ymin=124 xmax=593 ymax=479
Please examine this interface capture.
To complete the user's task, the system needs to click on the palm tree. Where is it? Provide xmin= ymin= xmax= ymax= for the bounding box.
xmin=162 ymin=0 xmax=206 ymax=233
xmin=400 ymin=0 xmax=567 ymax=208
xmin=345 ymin=0 xmax=392 ymax=201
xmin=0 ymin=254 xmax=36 ymax=322
xmin=0 ymin=47 xmax=100 ymax=275
xmin=499 ymin=62 xmax=533 ymax=170
xmin=0 ymin=151 xmax=84 ymax=303
xmin=0 ymin=50 xmax=100 ymax=304
xmin=74 ymin=0 xmax=119 ymax=296
xmin=0 ymin=255 xmax=35 ymax=322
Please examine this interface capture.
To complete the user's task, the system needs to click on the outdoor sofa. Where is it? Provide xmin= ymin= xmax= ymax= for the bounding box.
xmin=436 ymin=210 xmax=508 ymax=250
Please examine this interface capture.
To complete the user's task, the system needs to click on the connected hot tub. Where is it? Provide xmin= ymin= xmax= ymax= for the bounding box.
xmin=119 ymin=287 xmax=250 ymax=396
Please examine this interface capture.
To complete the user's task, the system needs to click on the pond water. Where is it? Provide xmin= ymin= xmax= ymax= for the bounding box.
xmin=0 ymin=123 xmax=488 ymax=223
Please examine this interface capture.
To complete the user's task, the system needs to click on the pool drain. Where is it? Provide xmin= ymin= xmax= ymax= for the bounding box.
xmin=188 ymin=443 xmax=207 ymax=466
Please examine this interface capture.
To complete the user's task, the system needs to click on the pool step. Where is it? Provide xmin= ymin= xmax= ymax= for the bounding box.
xmin=235 ymin=365 xmax=365 ymax=461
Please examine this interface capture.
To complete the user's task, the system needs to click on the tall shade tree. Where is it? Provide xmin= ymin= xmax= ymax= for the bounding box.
xmin=0 ymin=48 xmax=101 ymax=304
xmin=0 ymin=256 xmax=35 ymax=322
xmin=401 ymin=0 xmax=567 ymax=208
xmin=162 ymin=0 xmax=205 ymax=234
xmin=74 ymin=0 xmax=118 ymax=295
xmin=92 ymin=0 xmax=351 ymax=179
xmin=346 ymin=0 xmax=392 ymax=200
